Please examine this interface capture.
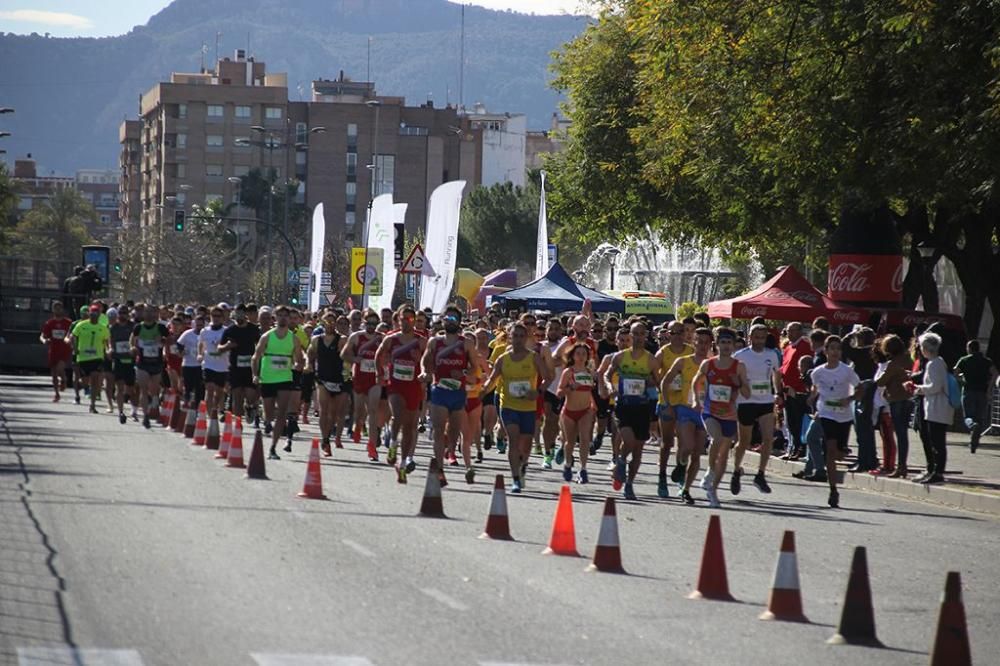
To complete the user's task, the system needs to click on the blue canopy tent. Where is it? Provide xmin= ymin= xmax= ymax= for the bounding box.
xmin=493 ymin=263 xmax=625 ymax=313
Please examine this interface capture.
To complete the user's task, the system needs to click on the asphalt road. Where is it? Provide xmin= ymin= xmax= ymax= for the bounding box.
xmin=1 ymin=376 xmax=997 ymax=666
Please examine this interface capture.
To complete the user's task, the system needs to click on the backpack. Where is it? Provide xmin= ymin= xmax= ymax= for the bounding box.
xmin=946 ymin=372 xmax=963 ymax=410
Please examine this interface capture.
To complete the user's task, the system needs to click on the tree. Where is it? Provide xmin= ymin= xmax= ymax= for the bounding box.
xmin=0 ymin=163 xmax=18 ymax=254
xmin=548 ymin=1 xmax=1000 ymax=356
xmin=458 ymin=174 xmax=542 ymax=275
xmin=11 ymin=187 xmax=95 ymax=264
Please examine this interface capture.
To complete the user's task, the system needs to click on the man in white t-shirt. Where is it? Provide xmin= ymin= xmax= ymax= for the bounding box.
xmin=199 ymin=306 xmax=229 ymax=415
xmin=176 ymin=315 xmax=204 ymax=408
xmin=731 ymin=324 xmax=783 ymax=495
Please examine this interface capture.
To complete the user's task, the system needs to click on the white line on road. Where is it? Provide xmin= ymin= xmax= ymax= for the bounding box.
xmin=341 ymin=538 xmax=376 ymax=558
xmin=419 ymin=586 xmax=469 ymax=611
xmin=18 ymin=648 xmax=145 ymax=665
xmin=251 ymin=654 xmax=374 ymax=666
xmin=480 ymin=662 xmax=575 ymax=666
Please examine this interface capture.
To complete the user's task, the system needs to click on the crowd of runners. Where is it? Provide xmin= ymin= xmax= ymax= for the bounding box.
xmin=38 ymin=296 xmax=996 ymax=510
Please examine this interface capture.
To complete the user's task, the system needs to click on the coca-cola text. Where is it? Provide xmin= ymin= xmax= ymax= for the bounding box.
xmin=828 ymin=254 xmax=904 ymax=304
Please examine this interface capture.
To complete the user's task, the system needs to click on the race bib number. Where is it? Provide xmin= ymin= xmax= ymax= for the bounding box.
xmin=172 ymin=344 xmax=183 ymax=355
xmin=509 ymin=380 xmax=531 ymax=398
xmin=359 ymin=358 xmax=377 ymax=374
xmin=824 ymin=398 xmax=848 ymax=413
xmin=708 ymin=384 xmax=733 ymax=403
xmin=438 ymin=377 xmax=462 ymax=391
xmin=751 ymin=381 xmax=771 ymax=398
xmin=322 ymin=381 xmax=341 ymax=393
xmin=670 ymin=374 xmax=683 ymax=392
xmin=574 ymin=372 xmax=594 ymax=388
xmin=115 ymin=341 xmax=131 ymax=354
xmin=82 ymin=348 xmax=97 ymax=357
xmin=622 ymin=378 xmax=645 ymax=397
xmin=52 ymin=330 xmax=66 ymax=340
xmin=269 ymin=356 xmax=290 ymax=370
xmin=236 ymin=355 xmax=252 ymax=368
xmin=392 ymin=363 xmax=415 ymax=382
xmin=141 ymin=341 xmax=160 ymax=358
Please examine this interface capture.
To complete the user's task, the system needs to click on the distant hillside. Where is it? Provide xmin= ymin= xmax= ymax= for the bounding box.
xmin=0 ymin=0 xmax=586 ymax=174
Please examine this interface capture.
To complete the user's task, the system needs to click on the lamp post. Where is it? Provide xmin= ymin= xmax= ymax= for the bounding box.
xmin=633 ymin=269 xmax=655 ymax=291
xmin=604 ymin=246 xmax=621 ymax=290
xmin=362 ymin=99 xmax=382 ymax=309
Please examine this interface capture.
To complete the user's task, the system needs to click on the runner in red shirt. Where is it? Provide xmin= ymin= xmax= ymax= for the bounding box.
xmin=342 ymin=310 xmax=385 ymax=460
xmin=40 ymin=301 xmax=74 ymax=402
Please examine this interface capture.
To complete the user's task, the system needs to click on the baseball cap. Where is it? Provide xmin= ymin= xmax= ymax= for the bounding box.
xmin=79 ymin=305 xmax=88 ymax=317
xmin=88 ymin=304 xmax=102 ymax=313
xmin=218 ymin=302 xmax=231 ymax=310
xmin=184 ymin=307 xmax=196 ymax=316
xmin=106 ymin=307 xmax=119 ymax=319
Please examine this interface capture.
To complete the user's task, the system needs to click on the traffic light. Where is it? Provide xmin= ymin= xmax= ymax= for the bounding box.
xmin=113 ymin=259 xmax=122 ymax=273
xmin=174 ymin=209 xmax=185 ymax=232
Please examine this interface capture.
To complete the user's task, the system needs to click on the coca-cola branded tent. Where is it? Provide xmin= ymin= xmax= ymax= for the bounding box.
xmin=707 ymin=265 xmax=868 ymax=323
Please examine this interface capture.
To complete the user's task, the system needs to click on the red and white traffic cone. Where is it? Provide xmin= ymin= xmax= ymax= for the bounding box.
xmin=586 ymin=497 xmax=625 ymax=574
xmin=479 ymin=474 xmax=512 ymax=540
xmin=759 ymin=530 xmax=808 ymax=622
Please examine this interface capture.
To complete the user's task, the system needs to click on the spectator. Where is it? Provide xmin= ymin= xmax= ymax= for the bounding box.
xmin=954 ymin=340 xmax=998 ymax=453
xmin=780 ymin=322 xmax=812 ymax=460
xmin=844 ymin=327 xmax=878 ymax=471
xmin=809 ymin=329 xmax=829 ymax=367
xmin=911 ymin=332 xmax=954 ymax=484
xmin=876 ymin=334 xmax=914 ymax=477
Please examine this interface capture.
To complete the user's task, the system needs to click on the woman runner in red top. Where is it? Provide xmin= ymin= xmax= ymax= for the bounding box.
xmin=556 ymin=342 xmax=597 ymax=484
xmin=342 ymin=310 xmax=385 ymax=459
xmin=40 ymin=301 xmax=74 ymax=401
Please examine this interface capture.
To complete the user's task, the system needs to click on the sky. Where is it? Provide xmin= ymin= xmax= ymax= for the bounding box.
xmin=0 ymin=0 xmax=590 ymax=38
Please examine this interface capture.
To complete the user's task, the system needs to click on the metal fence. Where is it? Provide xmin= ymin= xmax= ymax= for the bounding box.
xmin=984 ymin=387 xmax=1000 ymax=437
xmin=0 ymin=256 xmax=74 ymax=369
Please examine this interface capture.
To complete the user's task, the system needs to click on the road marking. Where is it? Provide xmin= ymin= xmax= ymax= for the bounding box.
xmin=18 ymin=648 xmax=145 ymax=665
xmin=480 ymin=662 xmax=574 ymax=666
xmin=341 ymin=538 xmax=376 ymax=558
xmin=419 ymin=587 xmax=469 ymax=611
xmin=250 ymin=654 xmax=374 ymax=666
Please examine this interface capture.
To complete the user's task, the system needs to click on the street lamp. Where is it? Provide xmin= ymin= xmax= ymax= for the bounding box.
xmin=361 ymin=99 xmax=382 ymax=308
xmin=0 ymin=108 xmax=14 ymax=114
xmin=633 ymin=269 xmax=655 ymax=291
xmin=604 ymin=246 xmax=621 ymax=290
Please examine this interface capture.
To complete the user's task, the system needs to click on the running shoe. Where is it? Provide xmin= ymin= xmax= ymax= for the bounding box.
xmin=730 ymin=468 xmax=743 ymax=495
xmin=352 ymin=425 xmax=361 ymax=443
xmin=268 ymin=448 xmax=280 ymax=461
xmin=706 ymin=485 xmax=721 ymax=508
xmin=475 ymin=449 xmax=484 ymax=463
xmin=74 ymin=395 xmax=81 ymax=404
xmin=496 ymin=437 xmax=507 ymax=454
xmin=53 ymin=394 xmax=60 ymax=403
xmin=265 ymin=420 xmax=273 ymax=436
xmin=465 ymin=466 xmax=476 ymax=484
xmin=321 ymin=440 xmax=332 ymax=457
xmin=753 ymin=472 xmax=772 ymax=494
xmin=511 ymin=478 xmax=522 ymax=493
xmin=520 ymin=463 xmax=528 ymax=488
xmin=533 ymin=444 xmax=543 ymax=455
xmin=699 ymin=469 xmax=714 ymax=490
xmin=90 ymin=405 xmax=99 ymax=414
xmin=283 ymin=442 xmax=293 ymax=453
xmin=613 ymin=457 xmax=626 ymax=491
xmin=578 ymin=468 xmax=589 ymax=484
xmin=106 ymin=406 xmax=115 ymax=414
xmin=367 ymin=440 xmax=379 ymax=462
xmin=142 ymin=415 xmax=150 ymax=429
xmin=118 ymin=412 xmax=127 ymax=425
xmin=438 ymin=469 xmax=448 ymax=488
xmin=606 ymin=458 xmax=617 ymax=471
xmin=484 ymin=433 xmax=494 ymax=450
xmin=396 ymin=464 xmax=408 ymax=484
xmin=623 ymin=482 xmax=637 ymax=501
xmin=405 ymin=457 xmax=417 ymax=474
xmin=447 ymin=453 xmax=459 ymax=466
xmin=383 ymin=429 xmax=393 ymax=449
xmin=555 ymin=446 xmax=565 ymax=466
xmin=828 ymin=488 xmax=839 ymax=508
xmin=671 ymin=463 xmax=686 ymax=484
xmin=592 ymin=432 xmax=604 ymax=454
xmin=334 ymin=435 xmax=344 ymax=449
xmin=387 ymin=444 xmax=398 ymax=467
xmin=681 ymin=489 xmax=695 ymax=505
xmin=562 ymin=466 xmax=573 ymax=482
xmin=657 ymin=476 xmax=670 ymax=499
xmin=417 ymin=420 xmax=426 ymax=433
xmin=542 ymin=453 xmax=553 ymax=469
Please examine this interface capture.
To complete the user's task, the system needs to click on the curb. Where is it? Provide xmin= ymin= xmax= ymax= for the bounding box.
xmin=745 ymin=452 xmax=1000 ymax=517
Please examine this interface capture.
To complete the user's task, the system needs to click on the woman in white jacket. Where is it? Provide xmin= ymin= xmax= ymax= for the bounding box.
xmin=912 ymin=332 xmax=953 ymax=484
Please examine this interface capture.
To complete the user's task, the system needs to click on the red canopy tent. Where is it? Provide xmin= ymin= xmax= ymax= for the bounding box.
xmin=707 ymin=265 xmax=868 ymax=324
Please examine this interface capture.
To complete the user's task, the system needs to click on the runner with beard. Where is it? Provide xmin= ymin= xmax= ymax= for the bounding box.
xmin=252 ymin=306 xmax=305 ymax=460
xmin=342 ymin=309 xmax=385 ymax=461
xmin=218 ymin=305 xmax=261 ymax=424
xmin=131 ymin=304 xmax=170 ymax=429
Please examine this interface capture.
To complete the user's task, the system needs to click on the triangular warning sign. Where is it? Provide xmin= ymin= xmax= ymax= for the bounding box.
xmin=400 ymin=243 xmax=434 ymax=276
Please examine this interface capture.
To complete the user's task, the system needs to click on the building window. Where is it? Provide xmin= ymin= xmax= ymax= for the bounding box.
xmin=233 ymin=165 xmax=250 ymax=177
xmin=346 ymin=152 xmax=357 ymax=177
xmin=296 ymin=151 xmax=307 ymax=166
xmin=347 ymin=123 xmax=358 ymax=150
xmin=399 ymin=125 xmax=428 ymax=136
xmin=176 ymin=192 xmax=187 ymax=205
xmin=375 ymin=154 xmax=395 ymax=195
xmin=347 ymin=123 xmax=358 ymax=137
xmin=265 ymin=106 xmax=282 ymax=120
xmin=345 ymin=212 xmax=355 ymax=228
xmin=176 ymin=133 xmax=187 ymax=149
xmin=176 ymin=163 xmax=186 ymax=179
xmin=206 ymin=164 xmax=224 ymax=176
xmin=296 ymin=122 xmax=307 ymax=144
xmin=207 ymin=104 xmax=224 ymax=118
xmin=18 ymin=196 xmax=32 ymax=210
xmin=235 ymin=105 xmax=251 ymax=118
xmin=207 ymin=134 xmax=224 ymax=147
xmin=178 ymin=103 xmax=187 ymax=119
xmin=100 ymin=214 xmax=111 ymax=224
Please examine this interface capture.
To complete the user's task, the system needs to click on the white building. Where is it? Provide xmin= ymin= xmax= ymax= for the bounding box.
xmin=466 ymin=102 xmax=527 ymax=187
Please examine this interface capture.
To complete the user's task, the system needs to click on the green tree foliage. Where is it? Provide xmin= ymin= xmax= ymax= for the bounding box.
xmin=458 ymin=176 xmax=541 ymax=274
xmin=12 ymin=187 xmax=95 ymax=264
xmin=549 ymin=1 xmax=1000 ymax=354
xmin=0 ymin=163 xmax=18 ymax=254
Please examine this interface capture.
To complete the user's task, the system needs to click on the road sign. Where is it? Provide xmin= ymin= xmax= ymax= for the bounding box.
xmin=394 ymin=222 xmax=405 ymax=268
xmin=548 ymin=244 xmax=558 ymax=267
xmin=400 ymin=243 xmax=430 ymax=274
xmin=350 ymin=247 xmax=383 ymax=296
xmin=405 ymin=274 xmax=416 ymax=300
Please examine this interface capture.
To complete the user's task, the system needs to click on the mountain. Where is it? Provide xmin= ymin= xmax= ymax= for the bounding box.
xmin=0 ymin=0 xmax=587 ymax=174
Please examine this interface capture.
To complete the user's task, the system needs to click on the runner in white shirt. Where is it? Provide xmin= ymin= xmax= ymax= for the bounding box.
xmin=731 ymin=324 xmax=783 ymax=495
xmin=177 ymin=315 xmax=204 ymax=409
xmin=808 ymin=335 xmax=861 ymax=508
xmin=199 ymin=306 xmax=229 ymax=415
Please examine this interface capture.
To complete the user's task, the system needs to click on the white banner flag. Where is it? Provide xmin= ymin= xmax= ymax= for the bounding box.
xmin=419 ymin=180 xmax=466 ymax=313
xmin=366 ymin=194 xmax=395 ymax=311
xmin=535 ymin=170 xmax=549 ymax=279
xmin=308 ymin=203 xmax=325 ymax=312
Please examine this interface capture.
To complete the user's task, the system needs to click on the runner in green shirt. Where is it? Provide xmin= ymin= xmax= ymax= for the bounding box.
xmin=71 ymin=304 xmax=111 ymax=414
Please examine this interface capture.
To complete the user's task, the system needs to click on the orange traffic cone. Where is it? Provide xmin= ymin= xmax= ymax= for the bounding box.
xmin=827 ymin=546 xmax=882 ymax=646
xmin=542 ymin=485 xmax=579 ymax=556
xmin=170 ymin=396 xmax=186 ymax=432
xmin=759 ymin=531 xmax=808 ymax=622
xmin=298 ymin=437 xmax=328 ymax=499
xmin=418 ymin=458 xmax=446 ymax=517
xmin=586 ymin=497 xmax=625 ymax=573
xmin=929 ymin=572 xmax=971 ymax=666
xmin=205 ymin=415 xmax=220 ymax=450
xmin=479 ymin=474 xmax=512 ymax=540
xmin=688 ymin=514 xmax=734 ymax=601
xmin=183 ymin=402 xmax=197 ymax=438
xmin=215 ymin=412 xmax=232 ymax=459
xmin=225 ymin=418 xmax=245 ymax=468
xmin=192 ymin=401 xmax=208 ymax=447
xmin=245 ymin=429 xmax=269 ymax=480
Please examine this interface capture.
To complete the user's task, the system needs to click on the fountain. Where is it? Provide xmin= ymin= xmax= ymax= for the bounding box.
xmin=576 ymin=229 xmax=758 ymax=306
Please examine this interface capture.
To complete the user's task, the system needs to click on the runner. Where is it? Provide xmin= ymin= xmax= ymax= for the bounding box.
xmin=165 ymin=315 xmax=185 ymax=398
xmin=308 ymin=310 xmax=349 ymax=455
xmin=556 ymin=342 xmax=597 ymax=483
xmin=592 ymin=316 xmax=621 ymax=454
xmin=176 ymin=314 xmax=205 ymax=411
xmin=70 ymin=304 xmax=110 ymax=414
xmin=218 ymin=305 xmax=261 ymax=424
xmin=731 ymin=323 xmax=783 ymax=495
xmin=602 ymin=321 xmax=658 ymax=500
xmin=108 ymin=307 xmax=137 ymax=424
xmin=653 ymin=320 xmax=694 ymax=497
xmin=483 ymin=322 xmax=549 ymax=493
xmin=596 ymin=326 xmax=631 ymax=470
xmin=375 ymin=304 xmax=428 ymax=483
xmin=199 ymin=306 xmax=229 ymax=416
xmin=693 ymin=327 xmax=750 ymax=508
xmin=421 ymin=304 xmax=477 ymax=485
xmin=540 ymin=318 xmax=565 ymax=468
xmin=463 ymin=329 xmax=491 ymax=465
xmin=40 ymin=301 xmax=73 ymax=402
xmin=131 ymin=304 xmax=170 ymax=429
xmin=342 ymin=309 xmax=385 ymax=461
xmin=661 ymin=327 xmax=713 ymax=504
xmin=252 ymin=305 xmax=305 ymax=460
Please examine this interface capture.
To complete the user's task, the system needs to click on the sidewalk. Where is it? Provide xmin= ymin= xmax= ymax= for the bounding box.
xmin=747 ymin=430 xmax=1000 ymax=515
